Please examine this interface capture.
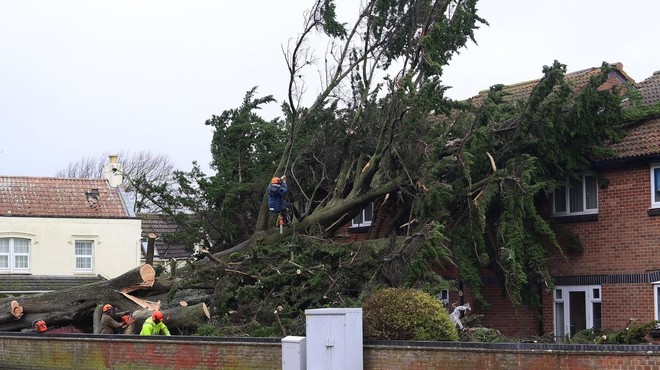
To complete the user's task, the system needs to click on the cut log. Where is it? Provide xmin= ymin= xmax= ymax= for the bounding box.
xmin=119 ymin=264 xmax=156 ymax=294
xmin=10 ymin=300 xmax=23 ymax=319
xmin=133 ymin=302 xmax=210 ymax=335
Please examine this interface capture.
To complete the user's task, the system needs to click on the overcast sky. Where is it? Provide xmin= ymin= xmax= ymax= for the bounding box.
xmin=2 ymin=0 xmax=659 ymax=177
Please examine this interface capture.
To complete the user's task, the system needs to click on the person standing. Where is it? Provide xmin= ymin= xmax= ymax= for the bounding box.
xmin=140 ymin=311 xmax=171 ymax=336
xmin=267 ymin=176 xmax=304 ymax=224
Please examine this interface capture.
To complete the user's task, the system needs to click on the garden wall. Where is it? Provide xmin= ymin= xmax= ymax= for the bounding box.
xmin=2 ymin=333 xmax=660 ymax=369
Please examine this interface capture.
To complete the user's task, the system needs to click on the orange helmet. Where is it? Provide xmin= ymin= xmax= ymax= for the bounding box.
xmin=32 ymin=320 xmax=47 ymax=333
xmin=271 ymin=177 xmax=281 ymax=184
xmin=152 ymin=311 xmax=163 ymax=321
xmin=103 ymin=304 xmax=113 ymax=313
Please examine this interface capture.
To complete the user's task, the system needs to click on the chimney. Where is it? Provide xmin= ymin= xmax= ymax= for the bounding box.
xmin=103 ymin=154 xmax=123 ymax=187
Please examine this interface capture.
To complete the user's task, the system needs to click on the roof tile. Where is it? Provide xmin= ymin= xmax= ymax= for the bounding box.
xmin=0 ymin=177 xmax=129 ymax=218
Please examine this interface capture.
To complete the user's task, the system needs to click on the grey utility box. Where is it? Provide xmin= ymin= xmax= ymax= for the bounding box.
xmin=282 ymin=335 xmax=307 ymax=370
xmin=305 ymin=307 xmax=363 ymax=370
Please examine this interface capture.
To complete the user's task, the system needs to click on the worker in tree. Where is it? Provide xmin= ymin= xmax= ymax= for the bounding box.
xmin=99 ymin=304 xmax=135 ymax=334
xmin=268 ymin=176 xmax=305 ymax=225
xmin=140 ymin=310 xmax=171 ymax=336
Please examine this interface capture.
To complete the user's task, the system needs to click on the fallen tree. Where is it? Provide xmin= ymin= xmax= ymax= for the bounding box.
xmin=0 ymin=264 xmax=211 ymax=333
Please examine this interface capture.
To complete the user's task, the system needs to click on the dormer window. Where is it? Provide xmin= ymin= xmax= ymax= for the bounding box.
xmin=553 ymin=175 xmax=598 ymax=216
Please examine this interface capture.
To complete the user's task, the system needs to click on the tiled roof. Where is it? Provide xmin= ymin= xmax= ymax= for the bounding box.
xmin=0 ymin=177 xmax=130 ymax=218
xmin=638 ymin=71 xmax=660 ymax=105
xmin=603 ymin=117 xmax=660 ymax=161
xmin=467 ymin=62 xmax=634 ymax=105
xmin=0 ymin=275 xmax=105 ymax=293
xmin=138 ymin=213 xmax=192 ymax=259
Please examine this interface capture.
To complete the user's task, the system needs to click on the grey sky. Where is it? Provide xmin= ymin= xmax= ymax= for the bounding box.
xmin=1 ymin=1 xmax=658 ymax=177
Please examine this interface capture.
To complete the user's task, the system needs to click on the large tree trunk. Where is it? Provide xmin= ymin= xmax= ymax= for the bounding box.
xmin=0 ymin=264 xmax=200 ymax=333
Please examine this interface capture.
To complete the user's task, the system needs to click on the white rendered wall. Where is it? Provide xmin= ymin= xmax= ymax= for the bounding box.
xmin=0 ymin=216 xmax=142 ymax=278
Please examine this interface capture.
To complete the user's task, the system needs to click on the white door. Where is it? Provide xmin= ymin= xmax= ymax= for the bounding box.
xmin=554 ymin=285 xmax=601 ymax=340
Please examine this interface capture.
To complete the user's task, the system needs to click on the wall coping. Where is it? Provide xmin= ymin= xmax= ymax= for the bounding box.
xmin=365 ymin=340 xmax=660 ymax=354
xmin=3 ymin=332 xmax=658 ymax=355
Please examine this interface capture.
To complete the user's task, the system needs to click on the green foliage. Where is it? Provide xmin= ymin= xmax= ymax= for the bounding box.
xmin=363 ymin=287 xmax=458 ymax=341
xmin=568 ymin=320 xmax=658 ymax=345
xmin=418 ymin=61 xmax=625 ymax=309
xmin=196 ymin=324 xmax=221 ymax=337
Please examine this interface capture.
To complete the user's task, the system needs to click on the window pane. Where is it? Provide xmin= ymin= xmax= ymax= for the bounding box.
xmin=352 ymin=212 xmax=363 ymax=224
xmin=554 ymin=187 xmax=566 ymax=213
xmin=0 ymin=239 xmax=9 ymax=253
xmin=364 ymin=202 xmax=373 ymax=222
xmin=655 ymin=168 xmax=660 ymax=203
xmin=585 ymin=176 xmax=598 ymax=210
xmin=0 ymin=255 xmax=8 ymax=268
xmin=76 ymin=257 xmax=92 ymax=269
xmin=75 ymin=241 xmax=92 ymax=255
xmin=14 ymin=255 xmax=29 ymax=269
xmin=13 ymin=238 xmax=29 ymax=253
xmin=555 ymin=302 xmax=565 ymax=340
xmin=569 ymin=178 xmax=584 ymax=212
xmin=592 ymin=302 xmax=602 ymax=330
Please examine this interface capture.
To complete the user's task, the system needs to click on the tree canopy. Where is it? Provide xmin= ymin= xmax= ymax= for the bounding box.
xmin=134 ymin=0 xmax=626 ymax=311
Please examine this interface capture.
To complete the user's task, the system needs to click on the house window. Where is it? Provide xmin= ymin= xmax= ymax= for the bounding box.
xmin=0 ymin=237 xmax=30 ymax=272
xmin=437 ymin=289 xmax=449 ymax=305
xmin=553 ymin=175 xmax=598 ymax=215
xmin=651 ymin=165 xmax=660 ymax=208
xmin=75 ymin=240 xmax=94 ymax=271
xmin=351 ymin=202 xmax=374 ymax=228
xmin=554 ymin=285 xmax=601 ymax=341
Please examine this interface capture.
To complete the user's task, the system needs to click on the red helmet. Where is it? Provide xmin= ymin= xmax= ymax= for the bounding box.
xmin=103 ymin=304 xmax=113 ymax=313
xmin=33 ymin=320 xmax=47 ymax=333
xmin=271 ymin=177 xmax=281 ymax=184
xmin=152 ymin=311 xmax=163 ymax=321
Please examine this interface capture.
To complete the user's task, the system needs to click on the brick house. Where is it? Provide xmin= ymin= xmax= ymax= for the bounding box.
xmin=0 ymin=158 xmax=142 ymax=296
xmin=439 ymin=63 xmax=660 ymax=339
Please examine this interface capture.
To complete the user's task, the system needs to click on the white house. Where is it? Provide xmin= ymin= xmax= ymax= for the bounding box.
xmin=0 ymin=159 xmax=142 ymax=295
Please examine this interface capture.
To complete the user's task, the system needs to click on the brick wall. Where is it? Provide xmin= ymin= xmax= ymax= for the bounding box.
xmin=547 ymin=164 xmax=660 ymax=276
xmin=3 ymin=334 xmax=660 ymax=370
xmin=0 ymin=334 xmax=281 ymax=370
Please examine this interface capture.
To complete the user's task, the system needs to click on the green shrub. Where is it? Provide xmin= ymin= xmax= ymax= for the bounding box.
xmin=363 ymin=287 xmax=459 ymax=341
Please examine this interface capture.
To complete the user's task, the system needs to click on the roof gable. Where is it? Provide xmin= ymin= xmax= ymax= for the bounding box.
xmin=0 ymin=177 xmax=130 ymax=218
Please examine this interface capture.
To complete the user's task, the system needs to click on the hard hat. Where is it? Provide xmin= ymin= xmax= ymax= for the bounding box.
xmin=271 ymin=177 xmax=281 ymax=184
xmin=103 ymin=304 xmax=113 ymax=313
xmin=152 ymin=311 xmax=163 ymax=321
xmin=32 ymin=320 xmax=47 ymax=333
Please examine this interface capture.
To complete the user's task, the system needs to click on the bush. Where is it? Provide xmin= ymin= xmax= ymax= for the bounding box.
xmin=363 ymin=287 xmax=459 ymax=341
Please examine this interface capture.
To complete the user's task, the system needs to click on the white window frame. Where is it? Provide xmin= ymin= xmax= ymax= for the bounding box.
xmin=351 ymin=202 xmax=374 ymax=228
xmin=654 ymin=282 xmax=660 ymax=320
xmin=553 ymin=285 xmax=601 ymax=341
xmin=74 ymin=240 xmax=94 ymax=272
xmin=651 ymin=164 xmax=660 ymax=208
xmin=0 ymin=237 xmax=31 ymax=273
xmin=553 ymin=174 xmax=598 ymax=216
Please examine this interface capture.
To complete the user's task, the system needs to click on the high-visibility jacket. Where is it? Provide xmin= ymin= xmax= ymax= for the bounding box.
xmin=140 ymin=317 xmax=171 ymax=336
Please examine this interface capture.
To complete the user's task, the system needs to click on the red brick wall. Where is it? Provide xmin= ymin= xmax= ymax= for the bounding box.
xmin=0 ymin=335 xmax=282 ymax=369
xmin=3 ymin=335 xmax=660 ymax=370
xmin=547 ymin=164 xmax=660 ymax=276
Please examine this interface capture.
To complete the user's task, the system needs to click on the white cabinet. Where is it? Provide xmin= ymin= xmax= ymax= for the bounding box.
xmin=282 ymin=336 xmax=307 ymax=370
xmin=305 ymin=308 xmax=363 ymax=370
